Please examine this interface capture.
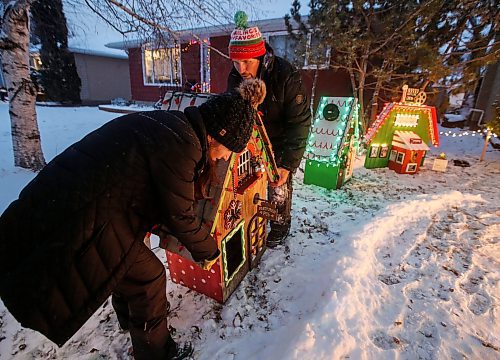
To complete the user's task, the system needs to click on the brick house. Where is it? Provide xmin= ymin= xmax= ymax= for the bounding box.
xmin=105 ymin=17 xmax=353 ymax=106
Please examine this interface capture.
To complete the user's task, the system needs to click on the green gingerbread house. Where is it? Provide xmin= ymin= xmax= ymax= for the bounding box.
xmin=303 ymin=97 xmax=360 ymax=189
xmin=363 ymin=85 xmax=439 ymax=171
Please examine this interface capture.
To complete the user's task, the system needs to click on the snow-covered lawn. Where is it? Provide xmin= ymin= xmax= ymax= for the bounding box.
xmin=0 ymin=103 xmax=498 ymax=359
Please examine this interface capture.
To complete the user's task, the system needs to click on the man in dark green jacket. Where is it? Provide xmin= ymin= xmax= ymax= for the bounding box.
xmin=227 ymin=12 xmax=312 ymax=247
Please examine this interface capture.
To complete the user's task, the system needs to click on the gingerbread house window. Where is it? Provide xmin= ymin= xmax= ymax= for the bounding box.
xmin=222 ymin=222 xmax=246 ymax=284
xmin=235 ymin=149 xmax=264 ymax=195
xmin=237 ymin=149 xmax=251 ymax=178
xmin=249 ymin=215 xmax=266 ymax=259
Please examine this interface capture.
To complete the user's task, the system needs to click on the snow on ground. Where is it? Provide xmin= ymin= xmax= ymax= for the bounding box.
xmin=0 ymin=103 xmax=499 ymax=359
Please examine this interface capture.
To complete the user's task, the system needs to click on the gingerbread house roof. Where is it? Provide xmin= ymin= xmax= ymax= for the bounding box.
xmin=392 ymin=131 xmax=430 ymax=151
xmin=364 ymin=103 xmax=439 ymax=147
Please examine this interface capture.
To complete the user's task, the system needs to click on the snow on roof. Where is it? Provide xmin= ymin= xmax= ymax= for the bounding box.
xmin=68 ymin=47 xmax=127 ymax=59
xmin=392 ymin=131 xmax=430 ymax=151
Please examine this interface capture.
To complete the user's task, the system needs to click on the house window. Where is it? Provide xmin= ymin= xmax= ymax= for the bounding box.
xmin=304 ymin=33 xmax=331 ymax=70
xmin=222 ymin=222 xmax=245 ymax=285
xmin=267 ymin=34 xmax=299 ymax=63
xmin=369 ymin=146 xmax=380 ymax=158
xmin=379 ymin=146 xmax=389 ymax=158
xmin=237 ymin=149 xmax=251 ymax=179
xmin=389 ymin=150 xmax=397 ymax=161
xmin=29 ymin=54 xmax=42 ymax=71
xmin=143 ymin=47 xmax=181 ymax=85
xmin=406 ymin=163 xmax=417 ymax=172
xmin=249 ymin=215 xmax=266 ymax=258
xmin=264 ymin=32 xmax=330 ymax=69
xmin=396 ymin=152 xmax=405 ymax=164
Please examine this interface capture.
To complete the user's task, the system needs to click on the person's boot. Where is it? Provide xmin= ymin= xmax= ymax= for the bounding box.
xmin=166 ymin=336 xmax=194 ymax=360
xmin=266 ymin=221 xmax=290 ymax=248
xmin=171 ymin=342 xmax=194 ymax=359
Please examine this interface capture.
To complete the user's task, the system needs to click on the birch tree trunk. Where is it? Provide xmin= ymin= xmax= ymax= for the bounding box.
xmin=357 ymin=57 xmax=368 ymax=134
xmin=370 ymin=60 xmax=389 ymax=124
xmin=309 ymin=67 xmax=319 ymax=117
xmin=1 ymin=0 xmax=46 ymax=171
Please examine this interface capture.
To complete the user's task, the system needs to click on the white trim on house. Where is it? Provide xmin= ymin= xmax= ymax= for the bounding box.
xmin=303 ymin=33 xmax=331 ymax=70
xmin=199 ymin=39 xmax=210 ymax=91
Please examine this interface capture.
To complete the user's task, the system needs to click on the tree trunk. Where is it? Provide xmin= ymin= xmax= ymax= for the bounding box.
xmin=1 ymin=0 xmax=46 ymax=170
xmin=370 ymin=60 xmax=389 ymax=125
xmin=358 ymin=58 xmax=368 ymax=134
xmin=309 ymin=68 xmax=319 ymax=117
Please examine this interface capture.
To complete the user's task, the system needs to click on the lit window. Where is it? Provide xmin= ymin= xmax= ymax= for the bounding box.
xmin=237 ymin=149 xmax=251 ymax=178
xmin=29 ymin=54 xmax=42 ymax=71
xmin=143 ymin=47 xmax=181 ymax=85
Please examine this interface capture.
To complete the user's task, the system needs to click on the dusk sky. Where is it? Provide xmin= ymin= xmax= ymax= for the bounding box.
xmin=65 ymin=0 xmax=306 ymax=54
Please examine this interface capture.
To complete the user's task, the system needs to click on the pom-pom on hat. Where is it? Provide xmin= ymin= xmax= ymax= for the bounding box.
xmin=199 ymin=79 xmax=266 ymax=153
xmin=229 ymin=11 xmax=266 ymax=60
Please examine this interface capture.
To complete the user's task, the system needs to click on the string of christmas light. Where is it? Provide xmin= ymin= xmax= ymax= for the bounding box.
xmin=439 ymin=129 xmax=498 ymax=138
xmin=180 ymin=38 xmax=211 ymax=92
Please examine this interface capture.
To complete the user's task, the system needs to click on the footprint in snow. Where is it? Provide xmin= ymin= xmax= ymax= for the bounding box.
xmin=369 ymin=330 xmax=401 ymax=350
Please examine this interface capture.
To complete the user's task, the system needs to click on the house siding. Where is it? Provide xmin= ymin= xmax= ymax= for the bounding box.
xmin=181 ymin=42 xmax=202 ymax=88
xmin=209 ymin=36 xmax=232 ymax=94
xmin=125 ymin=35 xmax=355 ymax=106
xmin=73 ymin=53 xmax=131 ymax=104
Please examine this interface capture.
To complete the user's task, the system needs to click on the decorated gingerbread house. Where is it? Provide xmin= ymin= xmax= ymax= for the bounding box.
xmin=165 ymin=124 xmax=278 ymax=303
xmin=363 ymin=85 xmax=439 ymax=174
xmin=303 ymin=96 xmax=360 ymax=189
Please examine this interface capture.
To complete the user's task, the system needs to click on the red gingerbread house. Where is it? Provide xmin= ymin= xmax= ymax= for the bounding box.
xmin=165 ymin=125 xmax=278 ymax=303
xmin=388 ymin=131 xmax=430 ymax=174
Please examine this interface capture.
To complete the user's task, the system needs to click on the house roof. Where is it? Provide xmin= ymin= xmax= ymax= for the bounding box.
xmin=106 ymin=16 xmax=307 ymax=50
xmin=392 ymin=131 xmax=430 ymax=151
xmin=197 ymin=156 xmax=233 ymax=232
xmin=364 ymin=103 xmax=440 ymax=147
xmin=68 ymin=47 xmax=128 ymax=59
xmin=29 ymin=46 xmax=127 ymax=60
xmin=196 ymin=126 xmax=276 ymax=236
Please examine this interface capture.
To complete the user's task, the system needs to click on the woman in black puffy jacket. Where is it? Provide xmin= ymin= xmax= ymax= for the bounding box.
xmin=0 ymin=79 xmax=265 ymax=359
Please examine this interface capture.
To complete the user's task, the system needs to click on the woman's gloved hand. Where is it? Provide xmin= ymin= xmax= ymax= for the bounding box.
xmin=198 ymin=249 xmax=220 ymax=271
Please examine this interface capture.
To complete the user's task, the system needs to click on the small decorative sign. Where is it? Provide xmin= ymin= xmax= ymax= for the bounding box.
xmin=432 ymin=158 xmax=448 ymax=172
xmin=400 ymin=84 xmax=427 ymax=105
xmin=256 ymin=201 xmax=278 ymax=221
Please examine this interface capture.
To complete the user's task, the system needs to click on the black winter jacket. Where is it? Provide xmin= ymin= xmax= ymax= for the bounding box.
xmin=0 ymin=108 xmax=217 ymax=346
xmin=227 ymin=44 xmax=312 ymax=171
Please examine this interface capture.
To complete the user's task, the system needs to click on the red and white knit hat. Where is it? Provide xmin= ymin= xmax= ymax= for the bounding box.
xmin=228 ymin=11 xmax=266 ymax=60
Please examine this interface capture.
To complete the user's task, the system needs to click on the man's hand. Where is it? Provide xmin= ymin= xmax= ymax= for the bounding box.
xmin=197 ymin=249 xmax=220 ymax=271
xmin=271 ymin=167 xmax=290 ymax=187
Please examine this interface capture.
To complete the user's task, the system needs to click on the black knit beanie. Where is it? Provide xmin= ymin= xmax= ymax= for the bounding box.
xmin=198 ymin=92 xmax=256 ymax=153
